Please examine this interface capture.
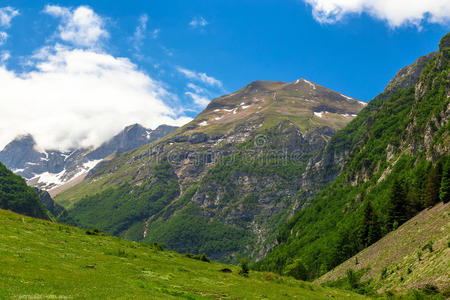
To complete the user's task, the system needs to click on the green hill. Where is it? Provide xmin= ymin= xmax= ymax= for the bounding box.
xmin=0 ymin=208 xmax=367 ymax=299
xmin=0 ymin=162 xmax=49 ymax=220
xmin=317 ymin=202 xmax=449 ymax=293
xmin=255 ymin=33 xmax=449 ymax=280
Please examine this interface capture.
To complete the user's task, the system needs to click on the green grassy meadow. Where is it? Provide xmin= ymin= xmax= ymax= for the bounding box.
xmin=0 ymin=209 xmax=367 ymax=299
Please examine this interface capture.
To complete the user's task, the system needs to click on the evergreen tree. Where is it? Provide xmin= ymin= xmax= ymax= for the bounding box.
xmin=439 ymin=161 xmax=450 ymax=203
xmin=424 ymin=164 xmax=442 ymax=207
xmin=405 ymin=187 xmax=421 ymax=219
xmin=388 ymin=178 xmax=407 ymax=228
xmin=360 ymin=202 xmax=381 ymax=247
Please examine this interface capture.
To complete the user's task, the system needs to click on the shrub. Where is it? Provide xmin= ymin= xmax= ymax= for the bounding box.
xmin=284 ymin=258 xmax=308 ymax=281
xmin=422 ymin=241 xmax=433 ymax=253
xmin=85 ymin=228 xmax=101 ymax=235
xmin=239 ymin=259 xmax=250 ymax=277
xmin=151 ymin=242 xmax=165 ymax=251
xmin=417 ymin=250 xmax=423 ymax=261
xmin=200 ymin=254 xmax=210 ymax=263
xmin=184 ymin=253 xmax=210 ymax=263
xmin=421 ymin=284 xmax=439 ymax=295
xmin=346 ymin=269 xmax=359 ymax=290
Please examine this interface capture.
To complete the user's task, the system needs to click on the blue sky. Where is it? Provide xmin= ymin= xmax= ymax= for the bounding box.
xmin=0 ymin=0 xmax=448 ymax=149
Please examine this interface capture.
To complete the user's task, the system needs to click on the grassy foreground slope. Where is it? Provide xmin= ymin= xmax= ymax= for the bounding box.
xmin=317 ymin=202 xmax=449 ymax=292
xmin=0 ymin=209 xmax=366 ymax=300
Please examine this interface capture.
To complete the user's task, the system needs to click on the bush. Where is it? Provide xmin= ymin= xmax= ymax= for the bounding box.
xmin=346 ymin=269 xmax=359 ymax=290
xmin=239 ymin=259 xmax=250 ymax=277
xmin=421 ymin=284 xmax=439 ymax=295
xmin=422 ymin=241 xmax=433 ymax=253
xmin=284 ymin=258 xmax=308 ymax=281
xmin=184 ymin=253 xmax=210 ymax=263
xmin=85 ymin=228 xmax=101 ymax=235
xmin=151 ymin=242 xmax=165 ymax=251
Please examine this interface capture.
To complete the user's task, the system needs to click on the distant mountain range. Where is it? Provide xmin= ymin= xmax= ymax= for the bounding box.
xmin=0 ymin=124 xmax=177 ymax=195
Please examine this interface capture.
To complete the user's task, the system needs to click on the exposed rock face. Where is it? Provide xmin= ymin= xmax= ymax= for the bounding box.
xmin=0 ymin=124 xmax=177 ymax=194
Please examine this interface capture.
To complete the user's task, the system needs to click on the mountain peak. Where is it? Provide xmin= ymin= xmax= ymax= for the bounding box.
xmin=193 ymin=78 xmax=365 ymax=136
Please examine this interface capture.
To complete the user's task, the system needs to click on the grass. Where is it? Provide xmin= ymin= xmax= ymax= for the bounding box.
xmin=0 ymin=209 xmax=368 ymax=299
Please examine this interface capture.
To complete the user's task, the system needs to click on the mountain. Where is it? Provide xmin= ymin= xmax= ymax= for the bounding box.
xmin=317 ymin=202 xmax=449 ymax=293
xmin=55 ymin=78 xmax=366 ymax=262
xmin=255 ymin=33 xmax=449 ymax=282
xmin=87 ymin=124 xmax=178 ymax=160
xmin=0 ymin=124 xmax=177 ymax=195
xmin=0 ymin=208 xmax=367 ymax=299
xmin=0 ymin=161 xmax=49 ymax=220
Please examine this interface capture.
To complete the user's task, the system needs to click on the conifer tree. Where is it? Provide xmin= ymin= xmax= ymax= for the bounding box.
xmin=424 ymin=164 xmax=442 ymax=207
xmin=388 ymin=178 xmax=407 ymax=227
xmin=440 ymin=161 xmax=450 ymax=203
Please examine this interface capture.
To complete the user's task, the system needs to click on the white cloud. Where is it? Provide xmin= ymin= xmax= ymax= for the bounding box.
xmin=303 ymin=0 xmax=450 ymax=27
xmin=132 ymin=14 xmax=159 ymax=50
xmin=0 ymin=45 xmax=191 ymax=150
xmin=0 ymin=51 xmax=9 ymax=63
xmin=133 ymin=14 xmax=148 ymax=48
xmin=0 ymin=31 xmax=7 ymax=45
xmin=0 ymin=7 xmax=19 ymax=28
xmin=185 ymin=91 xmax=210 ymax=108
xmin=44 ymin=5 xmax=108 ymax=47
xmin=189 ymin=16 xmax=208 ymax=28
xmin=187 ymin=83 xmax=207 ymax=94
xmin=177 ymin=66 xmax=222 ymax=88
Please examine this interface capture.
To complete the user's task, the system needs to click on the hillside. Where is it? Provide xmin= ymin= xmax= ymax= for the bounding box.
xmin=317 ymin=202 xmax=449 ymax=292
xmin=55 ymin=79 xmax=365 ymax=262
xmin=0 ymin=162 xmax=49 ymax=220
xmin=0 ymin=208 xmax=367 ymax=300
xmin=255 ymin=33 xmax=449 ymax=280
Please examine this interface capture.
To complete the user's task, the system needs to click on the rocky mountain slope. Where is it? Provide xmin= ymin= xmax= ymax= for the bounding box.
xmin=0 ymin=124 xmax=177 ymax=195
xmin=55 ymin=78 xmax=366 ymax=262
xmin=255 ymin=33 xmax=449 ymax=280
xmin=317 ymin=202 xmax=449 ymax=293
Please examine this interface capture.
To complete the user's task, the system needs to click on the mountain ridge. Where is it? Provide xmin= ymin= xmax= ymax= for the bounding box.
xmin=0 ymin=124 xmax=178 ymax=195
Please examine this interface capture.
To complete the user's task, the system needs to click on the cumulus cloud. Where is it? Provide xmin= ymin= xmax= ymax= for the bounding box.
xmin=177 ymin=66 xmax=222 ymax=87
xmin=303 ymin=0 xmax=450 ymax=27
xmin=0 ymin=6 xmax=19 ymax=27
xmin=44 ymin=5 xmax=108 ymax=47
xmin=189 ymin=16 xmax=208 ymax=28
xmin=0 ymin=45 xmax=191 ymax=150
